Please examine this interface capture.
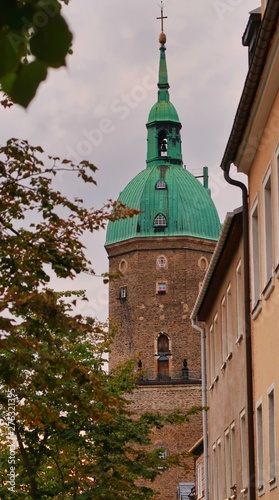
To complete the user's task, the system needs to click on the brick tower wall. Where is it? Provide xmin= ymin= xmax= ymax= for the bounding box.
xmin=106 ymin=235 xmax=216 ymax=499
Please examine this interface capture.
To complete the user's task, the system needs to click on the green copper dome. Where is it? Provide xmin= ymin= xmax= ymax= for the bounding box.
xmin=148 ymin=101 xmax=180 ymax=124
xmin=105 ymin=165 xmax=221 ymax=245
xmin=105 ymin=33 xmax=221 ymax=247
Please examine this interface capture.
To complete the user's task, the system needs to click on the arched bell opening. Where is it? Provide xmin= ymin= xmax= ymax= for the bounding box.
xmin=158 ymin=129 xmax=168 ymax=157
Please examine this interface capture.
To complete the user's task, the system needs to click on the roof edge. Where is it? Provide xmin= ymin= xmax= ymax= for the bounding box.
xmin=191 ymin=207 xmax=242 ymax=321
xmin=220 ymin=0 xmax=278 ymax=172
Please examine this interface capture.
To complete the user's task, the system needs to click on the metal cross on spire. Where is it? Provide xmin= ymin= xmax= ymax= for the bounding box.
xmin=157 ymin=1 xmax=167 ymax=32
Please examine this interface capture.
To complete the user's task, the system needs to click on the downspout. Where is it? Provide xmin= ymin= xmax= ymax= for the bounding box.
xmin=191 ymin=319 xmax=209 ymax=500
xmin=223 ymin=167 xmax=256 ymax=500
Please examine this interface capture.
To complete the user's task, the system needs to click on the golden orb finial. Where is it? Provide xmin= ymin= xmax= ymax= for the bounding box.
xmin=159 ymin=32 xmax=167 ymax=45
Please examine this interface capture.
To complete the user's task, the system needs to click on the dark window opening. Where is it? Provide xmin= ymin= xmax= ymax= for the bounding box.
xmin=158 ymin=130 xmax=168 ymax=157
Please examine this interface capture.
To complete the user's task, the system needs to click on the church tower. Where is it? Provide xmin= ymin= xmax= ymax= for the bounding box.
xmin=105 ymin=11 xmax=221 ymax=499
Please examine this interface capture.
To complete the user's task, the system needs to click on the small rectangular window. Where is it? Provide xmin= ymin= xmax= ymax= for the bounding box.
xmin=157 ymin=282 xmax=167 ymax=294
xmin=119 ymin=286 xmax=127 ymax=299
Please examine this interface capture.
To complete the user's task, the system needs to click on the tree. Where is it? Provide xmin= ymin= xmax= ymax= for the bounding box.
xmin=0 ymin=0 xmax=72 ymax=108
xmin=0 ymin=139 xmax=198 ymax=498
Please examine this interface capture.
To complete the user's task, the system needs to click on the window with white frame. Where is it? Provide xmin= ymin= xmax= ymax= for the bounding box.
xmin=230 ymin=423 xmax=236 ymax=489
xmin=119 ymin=286 xmax=127 ymax=300
xmin=224 ymin=428 xmax=231 ymax=498
xmin=221 ymin=296 xmax=227 ymax=365
xmin=217 ymin=438 xmax=222 ymax=500
xmin=276 ymin=145 xmax=279 ymax=265
xmin=240 ymin=409 xmax=249 ymax=492
xmin=256 ymin=401 xmax=264 ymax=492
xmin=212 ymin=443 xmax=217 ymax=499
xmin=209 ymin=315 xmax=218 ymax=385
xmin=153 ymin=213 xmax=167 ymax=227
xmin=197 ymin=462 xmax=203 ymax=499
xmin=157 ymin=446 xmax=167 ymax=470
xmin=209 ymin=324 xmax=215 ymax=384
xmin=156 ymin=179 xmax=167 ymax=190
xmin=251 ymin=200 xmax=261 ymax=308
xmin=236 ymin=260 xmax=244 ymax=343
xmin=157 ymin=282 xmax=167 ymax=294
xmin=213 ymin=314 xmax=219 ymax=379
xmin=226 ymin=284 xmax=232 ymax=356
xmin=268 ymin=387 xmax=276 ymax=486
xmin=263 ymin=166 xmax=273 ymax=286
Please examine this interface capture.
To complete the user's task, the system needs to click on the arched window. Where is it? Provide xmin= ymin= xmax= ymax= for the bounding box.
xmin=158 ymin=334 xmax=169 ymax=353
xmin=158 ymin=130 xmax=168 ymax=157
xmin=156 ymin=179 xmax=167 ymax=190
xmin=153 ymin=213 xmax=167 ymax=227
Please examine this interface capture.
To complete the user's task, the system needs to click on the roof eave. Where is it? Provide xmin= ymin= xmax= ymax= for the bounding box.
xmin=220 ymin=0 xmax=279 ymax=173
xmin=191 ymin=207 xmax=242 ymax=321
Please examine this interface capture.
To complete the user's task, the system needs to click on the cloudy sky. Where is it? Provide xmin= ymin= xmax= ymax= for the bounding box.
xmin=1 ymin=0 xmax=259 ymax=320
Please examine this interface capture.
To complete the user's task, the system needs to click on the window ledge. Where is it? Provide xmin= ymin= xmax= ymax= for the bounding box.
xmin=221 ymin=361 xmax=226 ymax=371
xmin=240 ymin=487 xmax=248 ymax=494
xmin=262 ymin=276 xmax=275 ymax=300
xmin=258 ymin=484 xmax=265 ymax=496
xmin=226 ymin=352 xmax=232 ymax=362
xmin=252 ymin=299 xmax=262 ymax=320
xmin=269 ymin=477 xmax=277 ymax=490
xmin=235 ymin=334 xmax=243 ymax=346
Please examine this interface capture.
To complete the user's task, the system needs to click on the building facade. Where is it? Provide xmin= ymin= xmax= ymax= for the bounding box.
xmin=191 ymin=2 xmax=279 ymax=499
xmin=105 ymin=27 xmax=221 ymax=500
xmin=192 ymin=209 xmax=250 ymax=499
xmin=221 ymin=1 xmax=279 ymax=498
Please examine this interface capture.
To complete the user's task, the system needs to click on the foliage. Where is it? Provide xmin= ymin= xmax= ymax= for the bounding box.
xmin=0 ymin=0 xmax=72 ymax=107
xmin=0 ymin=138 xmax=198 ymax=498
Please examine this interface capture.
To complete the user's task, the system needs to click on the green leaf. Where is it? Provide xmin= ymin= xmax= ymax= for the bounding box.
xmin=0 ymin=0 xmax=17 ymax=28
xmin=30 ymin=11 xmax=73 ymax=68
xmin=8 ymin=60 xmax=48 ymax=108
xmin=0 ymin=71 xmax=17 ymax=94
xmin=0 ymin=28 xmax=22 ymax=77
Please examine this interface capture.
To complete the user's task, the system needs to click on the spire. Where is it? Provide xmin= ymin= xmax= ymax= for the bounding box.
xmin=145 ymin=4 xmax=182 ymax=168
xmin=157 ymin=3 xmax=169 ymax=102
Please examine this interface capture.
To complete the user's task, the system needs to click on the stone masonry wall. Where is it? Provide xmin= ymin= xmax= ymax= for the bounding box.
xmin=106 ymin=235 xmax=216 ymax=499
